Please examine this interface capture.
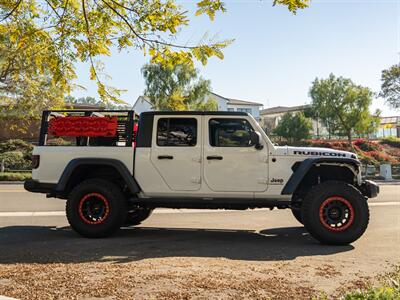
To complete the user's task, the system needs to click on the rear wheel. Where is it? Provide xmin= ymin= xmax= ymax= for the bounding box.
xmin=124 ymin=208 xmax=153 ymax=226
xmin=302 ymin=181 xmax=369 ymax=245
xmin=66 ymin=179 xmax=127 ymax=238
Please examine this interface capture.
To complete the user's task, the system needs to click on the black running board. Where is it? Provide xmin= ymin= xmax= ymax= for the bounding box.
xmin=129 ymin=197 xmax=291 ymax=210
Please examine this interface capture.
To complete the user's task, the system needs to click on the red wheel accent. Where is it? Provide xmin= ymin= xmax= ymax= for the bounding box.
xmin=319 ymin=196 xmax=355 ymax=232
xmin=78 ymin=193 xmax=110 ymax=225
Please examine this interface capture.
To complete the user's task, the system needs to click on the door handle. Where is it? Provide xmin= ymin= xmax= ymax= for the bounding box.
xmin=158 ymin=155 xmax=173 ymax=160
xmin=206 ymin=155 xmax=223 ymax=160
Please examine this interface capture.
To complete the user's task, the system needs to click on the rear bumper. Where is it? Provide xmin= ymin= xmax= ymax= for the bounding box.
xmin=360 ymin=180 xmax=380 ymax=198
xmin=24 ymin=179 xmax=56 ymax=194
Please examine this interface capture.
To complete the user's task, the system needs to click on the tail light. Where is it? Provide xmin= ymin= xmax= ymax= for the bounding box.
xmin=32 ymin=155 xmax=40 ymax=169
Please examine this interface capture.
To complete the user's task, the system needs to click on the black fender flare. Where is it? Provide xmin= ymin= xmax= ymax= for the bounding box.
xmin=55 ymin=158 xmax=141 ymax=195
xmin=281 ymin=157 xmax=360 ymax=195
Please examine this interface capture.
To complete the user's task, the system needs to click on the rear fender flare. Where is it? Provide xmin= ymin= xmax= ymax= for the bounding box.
xmin=55 ymin=158 xmax=140 ymax=195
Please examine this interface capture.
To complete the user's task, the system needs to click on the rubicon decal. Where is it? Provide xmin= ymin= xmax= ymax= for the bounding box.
xmin=293 ymin=150 xmax=347 ymax=157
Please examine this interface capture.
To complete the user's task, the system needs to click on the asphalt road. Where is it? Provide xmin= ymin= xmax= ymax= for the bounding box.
xmin=0 ymin=184 xmax=399 ymax=299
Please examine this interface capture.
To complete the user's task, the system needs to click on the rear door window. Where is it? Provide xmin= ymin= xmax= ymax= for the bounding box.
xmin=157 ymin=118 xmax=197 ymax=147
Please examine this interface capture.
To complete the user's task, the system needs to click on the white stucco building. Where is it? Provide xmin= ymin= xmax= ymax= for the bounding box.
xmin=133 ymin=93 xmax=264 ymax=121
xmin=208 ymin=92 xmax=263 ymax=120
xmin=132 ymin=96 xmax=153 ymax=115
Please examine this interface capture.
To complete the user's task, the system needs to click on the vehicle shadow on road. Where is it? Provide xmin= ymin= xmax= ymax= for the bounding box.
xmin=0 ymin=225 xmax=353 ymax=264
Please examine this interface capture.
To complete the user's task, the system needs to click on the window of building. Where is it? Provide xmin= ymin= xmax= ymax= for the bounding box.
xmin=227 ymin=108 xmax=234 ymax=112
xmin=236 ymin=108 xmax=252 ymax=114
xmin=157 ymin=118 xmax=197 ymax=146
xmin=209 ymin=118 xmax=255 ymax=147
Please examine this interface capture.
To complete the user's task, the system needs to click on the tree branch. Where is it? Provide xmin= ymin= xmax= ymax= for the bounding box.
xmin=0 ymin=0 xmax=23 ymax=22
xmin=100 ymin=0 xmax=197 ymax=50
xmin=44 ymin=0 xmax=61 ymax=19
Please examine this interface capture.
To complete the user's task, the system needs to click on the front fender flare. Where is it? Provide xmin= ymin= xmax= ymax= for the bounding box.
xmin=281 ymin=157 xmax=360 ymax=195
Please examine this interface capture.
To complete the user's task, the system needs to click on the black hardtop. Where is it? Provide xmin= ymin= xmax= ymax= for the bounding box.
xmin=140 ymin=111 xmax=248 ymax=116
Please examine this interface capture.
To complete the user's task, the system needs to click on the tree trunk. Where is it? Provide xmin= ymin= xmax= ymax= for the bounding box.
xmin=347 ymin=131 xmax=352 ymax=146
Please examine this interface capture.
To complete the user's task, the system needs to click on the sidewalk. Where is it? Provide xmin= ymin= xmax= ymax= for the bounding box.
xmin=373 ymin=179 xmax=400 ymax=185
xmin=0 ymin=296 xmax=18 ymax=300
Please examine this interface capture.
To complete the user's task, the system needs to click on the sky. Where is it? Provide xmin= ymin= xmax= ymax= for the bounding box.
xmin=72 ymin=0 xmax=400 ymax=116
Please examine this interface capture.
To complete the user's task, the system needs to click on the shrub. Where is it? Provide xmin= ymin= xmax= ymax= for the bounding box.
xmin=357 ymin=151 xmax=379 ymax=166
xmin=380 ymin=136 xmax=400 ymax=148
xmin=0 ymin=172 xmax=31 ymax=181
xmin=385 ymin=147 xmax=400 ymax=158
xmin=0 ymin=151 xmax=31 ymax=170
xmin=0 ymin=139 xmax=33 ymax=170
xmin=0 ymin=139 xmax=33 ymax=156
xmin=309 ymin=140 xmax=351 ymax=151
xmin=342 ymin=265 xmax=400 ymax=300
xmin=353 ymin=139 xmax=382 ymax=152
xmin=367 ymin=150 xmax=398 ymax=165
xmin=273 ymin=112 xmax=312 ymax=143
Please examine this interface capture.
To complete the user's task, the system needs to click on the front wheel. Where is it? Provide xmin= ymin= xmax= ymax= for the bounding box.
xmin=302 ymin=181 xmax=369 ymax=245
xmin=66 ymin=179 xmax=127 ymax=238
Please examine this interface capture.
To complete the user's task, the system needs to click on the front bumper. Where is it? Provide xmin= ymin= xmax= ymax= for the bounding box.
xmin=24 ymin=179 xmax=56 ymax=194
xmin=360 ymin=180 xmax=380 ymax=198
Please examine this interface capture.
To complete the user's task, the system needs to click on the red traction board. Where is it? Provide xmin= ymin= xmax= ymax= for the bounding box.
xmin=48 ymin=116 xmax=118 ymax=137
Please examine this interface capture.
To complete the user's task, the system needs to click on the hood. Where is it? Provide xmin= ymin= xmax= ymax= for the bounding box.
xmin=275 ymin=146 xmax=357 ymax=160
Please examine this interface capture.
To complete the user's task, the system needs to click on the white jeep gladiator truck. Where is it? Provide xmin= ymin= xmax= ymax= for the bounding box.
xmin=25 ymin=109 xmax=379 ymax=245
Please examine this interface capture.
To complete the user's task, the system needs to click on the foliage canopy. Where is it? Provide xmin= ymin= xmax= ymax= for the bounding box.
xmin=273 ymin=111 xmax=312 ymax=143
xmin=0 ymin=0 xmax=309 ymax=112
xmin=309 ymin=74 xmax=379 ymax=144
xmin=142 ymin=63 xmax=217 ymax=111
xmin=380 ymin=64 xmax=400 ymax=110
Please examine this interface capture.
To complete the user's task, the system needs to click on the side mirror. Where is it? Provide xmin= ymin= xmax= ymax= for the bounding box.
xmin=250 ymin=131 xmax=263 ymax=150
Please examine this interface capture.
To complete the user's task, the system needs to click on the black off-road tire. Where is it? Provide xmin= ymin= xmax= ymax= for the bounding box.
xmin=124 ymin=208 xmax=153 ymax=226
xmin=302 ymin=180 xmax=369 ymax=245
xmin=291 ymin=208 xmax=303 ymax=225
xmin=66 ymin=178 xmax=127 ymax=238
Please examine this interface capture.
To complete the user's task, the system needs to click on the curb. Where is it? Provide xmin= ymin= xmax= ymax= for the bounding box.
xmin=375 ymin=180 xmax=400 ymax=185
xmin=0 ymin=181 xmax=24 ymax=185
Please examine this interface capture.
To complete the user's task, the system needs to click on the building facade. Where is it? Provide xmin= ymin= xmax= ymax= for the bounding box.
xmin=260 ymin=105 xmax=400 ymax=139
xmin=259 ymin=105 xmax=328 ymax=137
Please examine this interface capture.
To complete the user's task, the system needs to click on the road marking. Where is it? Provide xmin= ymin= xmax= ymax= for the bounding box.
xmin=0 ymin=211 xmax=65 ymax=217
xmin=0 ymin=202 xmax=398 ymax=217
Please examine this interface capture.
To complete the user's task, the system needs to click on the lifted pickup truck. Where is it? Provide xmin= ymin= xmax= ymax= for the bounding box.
xmin=25 ymin=109 xmax=379 ymax=245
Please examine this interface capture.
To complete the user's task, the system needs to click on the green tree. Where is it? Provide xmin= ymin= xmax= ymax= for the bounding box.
xmin=0 ymin=0 xmax=309 ymax=113
xmin=65 ymin=95 xmax=131 ymax=109
xmin=273 ymin=112 xmax=312 ymax=143
xmin=380 ymin=64 xmax=400 ymax=110
xmin=309 ymin=74 xmax=377 ymax=145
xmin=142 ymin=63 xmax=217 ymax=111
xmin=66 ymin=96 xmax=98 ymax=105
xmin=0 ymin=21 xmax=66 ymax=122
